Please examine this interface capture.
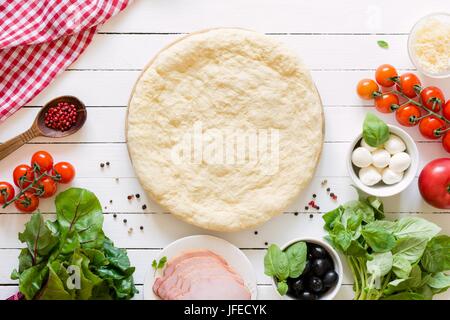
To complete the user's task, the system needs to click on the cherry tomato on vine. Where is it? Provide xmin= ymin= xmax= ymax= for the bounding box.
xmin=396 ymin=73 xmax=421 ymax=98
xmin=374 ymin=92 xmax=399 ymax=113
xmin=420 ymin=86 xmax=445 ymax=112
xmin=52 ymin=162 xmax=75 ymax=183
xmin=395 ymin=104 xmax=421 ymax=127
xmin=443 ymin=100 xmax=450 ymax=121
xmin=419 ymin=116 xmax=445 ymax=140
xmin=375 ymin=64 xmax=398 ymax=87
xmin=0 ymin=182 xmax=15 ymax=205
xmin=13 ymin=164 xmax=34 ymax=188
xmin=35 ymin=176 xmax=57 ymax=198
xmin=31 ymin=151 xmax=54 ymax=173
xmin=357 ymin=79 xmax=379 ymax=100
xmin=14 ymin=192 xmax=39 ymax=213
xmin=442 ymin=132 xmax=450 ymax=153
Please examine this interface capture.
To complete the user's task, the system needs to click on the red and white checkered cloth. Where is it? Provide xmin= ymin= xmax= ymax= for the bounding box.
xmin=0 ymin=0 xmax=132 ymax=123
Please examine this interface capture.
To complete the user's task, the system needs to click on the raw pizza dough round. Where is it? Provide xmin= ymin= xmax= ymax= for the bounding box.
xmin=127 ymin=28 xmax=323 ymax=232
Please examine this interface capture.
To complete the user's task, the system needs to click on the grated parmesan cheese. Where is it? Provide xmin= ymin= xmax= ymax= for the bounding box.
xmin=411 ymin=16 xmax=450 ymax=75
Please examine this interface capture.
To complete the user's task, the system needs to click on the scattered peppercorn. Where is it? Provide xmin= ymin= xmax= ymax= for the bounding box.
xmin=309 ymin=214 xmax=314 ymax=219
xmin=44 ymin=101 xmax=78 ymax=131
xmin=142 ymin=204 xmax=147 ymax=210
xmin=316 ymin=206 xmax=320 ymax=210
xmin=293 ymin=212 xmax=298 ymax=216
xmin=104 ymin=206 xmax=107 ymax=210
xmin=312 ymin=194 xmax=317 ymax=198
xmin=127 ymin=195 xmax=133 ymax=200
xmin=106 ymin=162 xmax=110 ymax=166
xmin=264 ymin=242 xmax=268 ymax=246
xmin=123 ymin=219 xmax=127 ymax=223
xmin=135 ymin=193 xmax=140 ymax=199
xmin=326 ymin=188 xmax=330 ymax=192
xmin=115 ymin=178 xmax=119 ymax=182
xmin=128 ymin=228 xmax=133 ymax=234
xmin=321 ymin=179 xmax=328 ymax=186
xmin=109 ymin=200 xmax=113 ymax=204
xmin=305 ymin=206 xmax=309 ymax=210
xmin=113 ymin=214 xmax=117 ymax=218
xmin=254 ymin=231 xmax=258 ymax=235
xmin=140 ymin=226 xmax=144 ymax=230
xmin=100 ymin=163 xmax=105 ymax=168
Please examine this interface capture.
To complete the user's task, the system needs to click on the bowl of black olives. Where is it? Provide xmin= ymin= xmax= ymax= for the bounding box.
xmin=272 ymin=238 xmax=342 ymax=300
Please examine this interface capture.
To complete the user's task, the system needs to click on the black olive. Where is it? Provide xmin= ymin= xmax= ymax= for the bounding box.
xmin=307 ymin=252 xmax=313 ymax=260
xmin=302 ymin=260 xmax=312 ymax=275
xmin=308 ymin=276 xmax=324 ymax=293
xmin=322 ymin=270 xmax=339 ymax=288
xmin=310 ymin=246 xmax=328 ymax=259
xmin=297 ymin=291 xmax=316 ymax=300
xmin=312 ymin=258 xmax=332 ymax=277
xmin=292 ymin=278 xmax=306 ymax=296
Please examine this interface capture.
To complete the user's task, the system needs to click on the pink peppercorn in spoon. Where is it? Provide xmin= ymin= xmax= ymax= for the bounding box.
xmin=0 ymin=96 xmax=87 ymax=161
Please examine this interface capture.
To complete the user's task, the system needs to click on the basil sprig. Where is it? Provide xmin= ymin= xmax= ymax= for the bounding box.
xmin=363 ymin=113 xmax=390 ymax=147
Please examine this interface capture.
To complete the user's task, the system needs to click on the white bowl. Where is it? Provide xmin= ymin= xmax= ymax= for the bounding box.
xmin=408 ymin=12 xmax=450 ymax=79
xmin=348 ymin=125 xmax=419 ymax=197
xmin=271 ymin=237 xmax=343 ymax=300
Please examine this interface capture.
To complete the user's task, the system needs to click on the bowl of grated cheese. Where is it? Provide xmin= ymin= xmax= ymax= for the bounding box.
xmin=408 ymin=12 xmax=450 ymax=78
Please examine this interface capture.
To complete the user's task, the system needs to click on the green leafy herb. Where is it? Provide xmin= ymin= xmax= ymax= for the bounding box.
xmin=377 ymin=40 xmax=389 ymax=49
xmin=152 ymin=256 xmax=168 ymax=276
xmin=11 ymin=188 xmax=138 ymax=300
xmin=363 ymin=113 xmax=390 ymax=147
xmin=323 ymin=196 xmax=449 ymax=300
xmin=264 ymin=242 xmax=307 ymax=296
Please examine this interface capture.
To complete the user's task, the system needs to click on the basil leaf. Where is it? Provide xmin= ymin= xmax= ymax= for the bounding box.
xmin=392 ymin=237 xmax=428 ymax=264
xmin=421 ymin=235 xmax=450 ymax=273
xmin=264 ymin=244 xmax=289 ymax=281
xmin=377 ymin=40 xmax=389 ymax=49
xmin=157 ymin=256 xmax=167 ymax=269
xmin=392 ymin=255 xmax=412 ymax=279
xmin=367 ymin=252 xmax=393 ymax=277
xmin=383 ymin=292 xmax=426 ymax=300
xmin=285 ymin=242 xmax=307 ymax=278
xmin=277 ymin=281 xmax=288 ymax=296
xmin=363 ymin=113 xmax=390 ymax=147
xmin=427 ymin=272 xmax=450 ymax=291
xmin=394 ymin=217 xmax=441 ymax=240
xmin=362 ymin=223 xmax=396 ymax=253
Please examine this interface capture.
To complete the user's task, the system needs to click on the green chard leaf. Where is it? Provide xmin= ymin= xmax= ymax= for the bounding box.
xmin=19 ymin=264 xmax=49 ymax=300
xmin=37 ymin=262 xmax=72 ymax=300
xmin=363 ymin=113 xmax=390 ymax=148
xmin=421 ymin=235 xmax=450 ymax=273
xmin=285 ymin=241 xmax=307 ymax=278
xmin=55 ymin=188 xmax=104 ymax=250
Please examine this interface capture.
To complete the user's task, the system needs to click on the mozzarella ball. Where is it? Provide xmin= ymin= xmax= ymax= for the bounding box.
xmin=372 ymin=149 xmax=391 ymax=168
xmin=352 ymin=147 xmax=372 ymax=168
xmin=359 ymin=166 xmax=382 ymax=186
xmin=361 ymin=139 xmax=378 ymax=152
xmin=384 ymin=135 xmax=406 ymax=154
xmin=389 ymin=152 xmax=411 ymax=173
xmin=382 ymin=168 xmax=404 ymax=185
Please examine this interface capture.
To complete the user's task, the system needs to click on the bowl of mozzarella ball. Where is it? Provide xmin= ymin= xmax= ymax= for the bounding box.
xmin=348 ymin=125 xmax=419 ymax=197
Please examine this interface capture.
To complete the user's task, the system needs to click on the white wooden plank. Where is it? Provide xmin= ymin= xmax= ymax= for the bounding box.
xmin=99 ymin=0 xmax=446 ymax=34
xmin=25 ymin=70 xmax=450 ymax=108
xmin=72 ymin=34 xmax=414 ymax=70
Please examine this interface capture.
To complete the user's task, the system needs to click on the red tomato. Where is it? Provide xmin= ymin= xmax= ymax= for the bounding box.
xmin=396 ymin=73 xmax=421 ymax=98
xmin=52 ymin=162 xmax=75 ymax=183
xmin=443 ymin=132 xmax=450 ymax=153
xmin=35 ymin=177 xmax=57 ymax=198
xmin=419 ymin=116 xmax=445 ymax=139
xmin=419 ymin=158 xmax=450 ymax=209
xmin=31 ymin=151 xmax=54 ymax=173
xmin=395 ymin=104 xmax=421 ymax=127
xmin=374 ymin=92 xmax=399 ymax=113
xmin=420 ymin=86 xmax=445 ymax=112
xmin=13 ymin=164 xmax=34 ymax=188
xmin=443 ymin=100 xmax=450 ymax=121
xmin=357 ymin=79 xmax=379 ymax=100
xmin=375 ymin=64 xmax=398 ymax=87
xmin=14 ymin=192 xmax=39 ymax=213
xmin=0 ymin=182 xmax=15 ymax=205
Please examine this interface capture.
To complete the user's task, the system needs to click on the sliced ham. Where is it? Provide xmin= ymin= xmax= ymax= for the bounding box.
xmin=153 ymin=249 xmax=251 ymax=300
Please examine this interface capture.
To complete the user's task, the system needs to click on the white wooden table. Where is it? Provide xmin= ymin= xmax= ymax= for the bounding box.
xmin=1 ymin=0 xmax=449 ymax=300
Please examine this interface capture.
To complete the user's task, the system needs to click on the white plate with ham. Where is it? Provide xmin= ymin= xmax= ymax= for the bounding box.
xmin=144 ymin=235 xmax=257 ymax=300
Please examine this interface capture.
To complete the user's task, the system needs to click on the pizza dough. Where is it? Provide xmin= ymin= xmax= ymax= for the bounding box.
xmin=127 ymin=28 xmax=323 ymax=232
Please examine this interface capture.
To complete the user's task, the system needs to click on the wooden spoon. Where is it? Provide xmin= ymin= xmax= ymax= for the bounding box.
xmin=0 ymin=96 xmax=87 ymax=161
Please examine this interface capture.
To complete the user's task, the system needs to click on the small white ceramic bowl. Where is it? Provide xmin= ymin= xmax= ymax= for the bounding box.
xmin=348 ymin=125 xmax=419 ymax=197
xmin=271 ymin=237 xmax=343 ymax=300
xmin=408 ymin=12 xmax=450 ymax=78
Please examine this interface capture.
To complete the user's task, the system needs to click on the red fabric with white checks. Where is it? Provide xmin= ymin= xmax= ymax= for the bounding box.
xmin=0 ymin=0 xmax=131 ymax=122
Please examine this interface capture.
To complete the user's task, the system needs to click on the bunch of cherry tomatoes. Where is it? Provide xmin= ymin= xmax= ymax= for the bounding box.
xmin=357 ymin=64 xmax=449 ymax=152
xmin=0 ymin=151 xmax=75 ymax=212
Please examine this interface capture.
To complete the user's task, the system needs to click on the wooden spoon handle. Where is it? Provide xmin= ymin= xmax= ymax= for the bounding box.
xmin=0 ymin=126 xmax=40 ymax=161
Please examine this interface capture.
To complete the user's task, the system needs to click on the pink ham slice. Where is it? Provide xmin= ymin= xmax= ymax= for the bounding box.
xmin=153 ymin=249 xmax=251 ymax=300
